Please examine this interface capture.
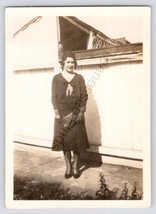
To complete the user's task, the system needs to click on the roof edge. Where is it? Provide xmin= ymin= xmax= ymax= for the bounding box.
xmin=74 ymin=42 xmax=143 ymax=61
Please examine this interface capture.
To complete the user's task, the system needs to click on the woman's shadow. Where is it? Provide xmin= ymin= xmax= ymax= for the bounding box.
xmin=79 ymin=86 xmax=102 ymax=175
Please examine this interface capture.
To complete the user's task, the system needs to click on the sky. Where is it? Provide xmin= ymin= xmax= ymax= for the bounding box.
xmin=77 ymin=16 xmax=143 ymax=43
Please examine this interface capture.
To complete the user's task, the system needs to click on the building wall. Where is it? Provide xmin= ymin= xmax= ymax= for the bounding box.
xmin=78 ymin=61 xmax=145 ymax=152
xmin=12 ymin=59 xmax=147 ymax=161
xmin=13 ymin=69 xmax=55 ymax=142
xmin=13 ymin=16 xmax=58 ymax=69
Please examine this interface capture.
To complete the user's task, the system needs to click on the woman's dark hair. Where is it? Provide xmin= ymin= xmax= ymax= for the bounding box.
xmin=61 ymin=51 xmax=77 ymax=69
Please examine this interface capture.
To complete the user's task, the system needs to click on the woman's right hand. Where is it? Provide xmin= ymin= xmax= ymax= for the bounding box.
xmin=54 ymin=109 xmax=61 ymax=121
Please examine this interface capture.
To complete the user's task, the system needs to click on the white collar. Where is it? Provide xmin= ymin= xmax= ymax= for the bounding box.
xmin=62 ymin=70 xmax=75 ymax=82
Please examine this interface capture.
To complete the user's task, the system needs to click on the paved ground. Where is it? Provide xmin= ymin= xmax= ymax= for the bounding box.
xmin=14 ymin=143 xmax=143 ymax=198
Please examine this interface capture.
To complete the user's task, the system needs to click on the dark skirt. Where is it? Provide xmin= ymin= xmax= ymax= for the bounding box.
xmin=52 ymin=99 xmax=89 ymax=153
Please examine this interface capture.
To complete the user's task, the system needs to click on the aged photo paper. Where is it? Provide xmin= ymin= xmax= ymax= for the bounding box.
xmin=5 ymin=7 xmax=151 ymax=208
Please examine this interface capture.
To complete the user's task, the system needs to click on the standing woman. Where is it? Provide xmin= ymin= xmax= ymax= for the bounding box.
xmin=51 ymin=51 xmax=89 ymax=179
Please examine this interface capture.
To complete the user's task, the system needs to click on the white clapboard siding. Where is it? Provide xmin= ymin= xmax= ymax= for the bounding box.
xmin=13 ymin=16 xmax=58 ymax=70
xmin=12 ymin=58 xmax=149 ymax=161
xmin=77 ymin=61 xmax=147 ymax=152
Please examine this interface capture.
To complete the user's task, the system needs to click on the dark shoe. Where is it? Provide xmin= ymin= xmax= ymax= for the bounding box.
xmin=65 ymin=170 xmax=72 ymax=179
xmin=73 ymin=170 xmax=80 ymax=179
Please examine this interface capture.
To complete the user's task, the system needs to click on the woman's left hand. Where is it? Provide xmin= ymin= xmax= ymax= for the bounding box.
xmin=76 ymin=112 xmax=84 ymax=122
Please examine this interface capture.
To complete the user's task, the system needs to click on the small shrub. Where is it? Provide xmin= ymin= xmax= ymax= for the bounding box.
xmin=95 ymin=171 xmax=143 ymax=200
xmin=95 ymin=171 xmax=119 ymax=200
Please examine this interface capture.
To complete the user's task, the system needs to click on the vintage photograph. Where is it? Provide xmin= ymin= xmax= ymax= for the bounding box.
xmin=5 ymin=7 xmax=151 ymax=208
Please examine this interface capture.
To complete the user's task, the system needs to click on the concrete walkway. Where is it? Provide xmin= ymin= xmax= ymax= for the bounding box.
xmin=14 ymin=143 xmax=143 ymax=198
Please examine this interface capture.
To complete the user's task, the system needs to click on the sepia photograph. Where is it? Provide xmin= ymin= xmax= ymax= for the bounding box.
xmin=5 ymin=7 xmax=151 ymax=208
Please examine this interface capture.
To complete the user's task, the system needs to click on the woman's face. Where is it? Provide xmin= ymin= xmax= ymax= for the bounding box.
xmin=63 ymin=57 xmax=75 ymax=73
